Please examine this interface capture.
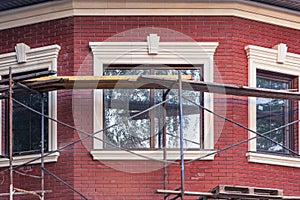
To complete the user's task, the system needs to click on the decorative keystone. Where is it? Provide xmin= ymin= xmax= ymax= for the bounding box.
xmin=15 ymin=43 xmax=30 ymax=63
xmin=147 ymin=34 xmax=160 ymax=55
xmin=273 ymin=43 xmax=287 ymax=64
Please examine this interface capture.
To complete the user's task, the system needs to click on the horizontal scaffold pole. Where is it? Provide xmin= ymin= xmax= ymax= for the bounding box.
xmin=1 ymin=75 xmax=300 ymax=100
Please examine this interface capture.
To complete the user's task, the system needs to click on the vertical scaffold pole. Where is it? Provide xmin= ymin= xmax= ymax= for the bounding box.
xmin=41 ymin=93 xmax=45 ymax=200
xmin=178 ymin=71 xmax=184 ymax=200
xmin=163 ymin=90 xmax=167 ymax=198
xmin=8 ymin=67 xmax=13 ymax=200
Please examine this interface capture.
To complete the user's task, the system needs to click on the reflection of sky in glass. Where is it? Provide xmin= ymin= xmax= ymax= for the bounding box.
xmin=256 ymin=98 xmax=271 ymax=104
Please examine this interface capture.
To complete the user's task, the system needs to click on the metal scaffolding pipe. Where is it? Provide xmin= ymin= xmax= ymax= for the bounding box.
xmin=42 ymin=167 xmax=88 ymax=200
xmin=8 ymin=67 xmax=14 ymax=200
xmin=163 ymin=89 xmax=169 ymax=199
xmin=178 ymin=71 xmax=185 ymax=200
xmin=40 ymin=93 xmax=45 ymax=200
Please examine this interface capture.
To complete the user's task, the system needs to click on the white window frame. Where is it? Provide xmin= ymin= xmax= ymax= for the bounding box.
xmin=89 ymin=41 xmax=218 ymax=160
xmin=0 ymin=43 xmax=60 ymax=167
xmin=245 ymin=44 xmax=300 ymax=168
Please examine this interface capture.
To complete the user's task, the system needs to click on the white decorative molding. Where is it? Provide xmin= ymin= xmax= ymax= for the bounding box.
xmin=0 ymin=44 xmax=61 ymax=76
xmin=245 ymin=44 xmax=300 ymax=165
xmin=91 ymin=150 xmax=215 ymax=161
xmin=90 ymin=40 xmax=218 ymax=159
xmin=89 ymin=42 xmax=219 ymax=65
xmin=273 ymin=43 xmax=288 ymax=64
xmin=147 ymin=34 xmax=160 ymax=55
xmin=0 ymin=44 xmax=60 ymax=159
xmin=0 ymin=152 xmax=60 ymax=168
xmin=0 ymin=1 xmax=300 ymax=31
xmin=15 ymin=43 xmax=30 ymax=63
xmin=246 ymin=152 xmax=300 ymax=168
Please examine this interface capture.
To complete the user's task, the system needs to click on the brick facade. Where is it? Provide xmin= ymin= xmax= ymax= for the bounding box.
xmin=0 ymin=15 xmax=299 ymax=199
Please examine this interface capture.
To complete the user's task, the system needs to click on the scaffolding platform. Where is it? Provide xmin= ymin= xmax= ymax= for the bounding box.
xmin=210 ymin=185 xmax=283 ymax=199
xmin=2 ymin=70 xmax=300 ymax=199
xmin=1 ymin=74 xmax=300 ymax=100
xmin=156 ymin=185 xmax=300 ymax=200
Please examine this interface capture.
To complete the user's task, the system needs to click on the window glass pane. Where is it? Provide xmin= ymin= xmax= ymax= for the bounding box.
xmin=12 ymin=93 xmax=48 ymax=155
xmin=103 ymin=67 xmax=202 ymax=149
xmin=256 ymin=76 xmax=291 ymax=153
xmin=104 ymin=69 xmax=151 ymax=148
xmin=155 ymin=69 xmax=201 ymax=149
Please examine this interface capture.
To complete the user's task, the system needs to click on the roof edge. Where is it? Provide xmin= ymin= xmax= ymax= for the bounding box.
xmin=0 ymin=0 xmax=299 ymax=31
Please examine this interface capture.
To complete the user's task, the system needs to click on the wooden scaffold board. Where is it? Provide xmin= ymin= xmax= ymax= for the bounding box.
xmin=2 ymin=75 xmax=300 ymax=100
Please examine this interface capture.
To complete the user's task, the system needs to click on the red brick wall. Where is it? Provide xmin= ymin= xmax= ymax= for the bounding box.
xmin=0 ymin=17 xmax=76 ymax=200
xmin=73 ymin=16 xmax=300 ymax=199
xmin=0 ymin=15 xmax=300 ymax=199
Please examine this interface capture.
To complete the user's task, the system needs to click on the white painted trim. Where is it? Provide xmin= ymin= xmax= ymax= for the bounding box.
xmin=91 ymin=150 xmax=215 ymax=161
xmin=245 ymin=44 xmax=300 ymax=166
xmin=0 ymin=152 xmax=60 ymax=168
xmin=89 ymin=42 xmax=219 ymax=65
xmin=49 ymin=91 xmax=58 ymax=151
xmin=0 ymin=44 xmax=61 ymax=75
xmin=15 ymin=43 xmax=30 ymax=63
xmin=90 ymin=40 xmax=218 ymax=160
xmin=0 ymin=44 xmax=60 ymax=162
xmin=0 ymin=0 xmax=300 ymax=31
xmin=246 ymin=152 xmax=300 ymax=168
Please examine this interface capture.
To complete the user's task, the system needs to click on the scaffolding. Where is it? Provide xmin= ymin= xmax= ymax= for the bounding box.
xmin=0 ymin=68 xmax=300 ymax=199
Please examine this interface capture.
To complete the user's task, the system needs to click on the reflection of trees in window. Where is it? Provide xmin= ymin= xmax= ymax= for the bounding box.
xmin=103 ymin=65 xmax=203 ymax=149
xmin=256 ymin=71 xmax=294 ymax=153
xmin=7 ymin=93 xmax=48 ymax=155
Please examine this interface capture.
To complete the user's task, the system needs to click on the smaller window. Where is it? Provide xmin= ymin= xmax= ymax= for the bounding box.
xmin=4 ymin=70 xmax=49 ymax=156
xmin=256 ymin=70 xmax=295 ymax=154
xmin=0 ymin=43 xmax=60 ymax=166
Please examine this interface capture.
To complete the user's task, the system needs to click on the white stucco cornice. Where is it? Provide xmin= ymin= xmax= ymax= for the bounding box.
xmin=89 ymin=42 xmax=219 ymax=64
xmin=0 ymin=44 xmax=61 ymax=75
xmin=0 ymin=0 xmax=300 ymax=31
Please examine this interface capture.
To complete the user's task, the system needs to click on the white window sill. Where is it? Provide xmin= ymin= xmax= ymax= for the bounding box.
xmin=91 ymin=150 xmax=215 ymax=161
xmin=246 ymin=152 xmax=300 ymax=168
xmin=0 ymin=152 xmax=60 ymax=168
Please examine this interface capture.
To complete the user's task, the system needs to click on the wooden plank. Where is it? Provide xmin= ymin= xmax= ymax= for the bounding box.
xmin=217 ymin=192 xmax=283 ymax=199
xmin=156 ymin=189 xmax=285 ymax=199
xmin=156 ymin=189 xmax=287 ymax=199
xmin=156 ymin=189 xmax=214 ymax=197
xmin=26 ymin=75 xmax=193 ymax=82
xmin=0 ymin=190 xmax=52 ymax=197
xmin=210 ymin=185 xmax=283 ymax=199
xmin=3 ymin=75 xmax=300 ymax=100
xmin=211 ymin=185 xmax=283 ymax=196
xmin=0 ymin=70 xmax=56 ymax=85
xmin=138 ymin=76 xmax=300 ymax=100
xmin=283 ymin=196 xmax=300 ymax=200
